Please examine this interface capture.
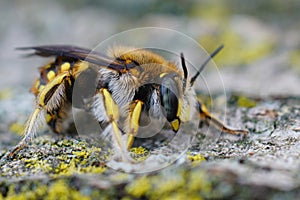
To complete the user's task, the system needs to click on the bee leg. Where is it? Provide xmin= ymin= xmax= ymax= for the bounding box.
xmin=197 ymin=100 xmax=248 ymax=135
xmin=9 ymin=73 xmax=72 ymax=157
xmin=9 ymin=107 xmax=43 ymax=157
xmin=93 ymin=88 xmax=131 ymax=161
xmin=126 ymin=100 xmax=144 ymax=149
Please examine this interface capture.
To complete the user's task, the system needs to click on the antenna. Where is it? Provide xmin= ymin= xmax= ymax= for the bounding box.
xmin=180 ymin=53 xmax=188 ymax=91
xmin=190 ymin=45 xmax=224 ymax=86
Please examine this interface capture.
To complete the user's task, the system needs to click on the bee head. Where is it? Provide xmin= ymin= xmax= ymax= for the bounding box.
xmin=156 ymin=45 xmax=224 ymax=131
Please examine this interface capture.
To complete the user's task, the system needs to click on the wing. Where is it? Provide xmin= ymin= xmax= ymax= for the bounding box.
xmin=17 ymin=45 xmax=125 ymax=71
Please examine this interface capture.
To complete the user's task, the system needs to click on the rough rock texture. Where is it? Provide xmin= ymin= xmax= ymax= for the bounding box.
xmin=0 ymin=92 xmax=299 ymax=199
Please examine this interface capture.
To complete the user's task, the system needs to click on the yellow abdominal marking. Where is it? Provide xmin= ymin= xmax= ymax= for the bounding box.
xmin=39 ymin=72 xmax=69 ymax=106
xmin=47 ymin=70 xmax=56 ymax=81
xmin=61 ymin=62 xmax=71 ymax=72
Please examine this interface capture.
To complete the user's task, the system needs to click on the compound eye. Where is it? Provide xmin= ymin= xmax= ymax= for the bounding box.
xmin=160 ymin=75 xmax=179 ymax=122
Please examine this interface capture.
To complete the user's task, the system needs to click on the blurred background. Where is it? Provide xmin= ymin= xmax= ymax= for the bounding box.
xmin=0 ymin=0 xmax=300 ymax=96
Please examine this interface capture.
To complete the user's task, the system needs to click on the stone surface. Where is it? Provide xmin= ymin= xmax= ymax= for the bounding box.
xmin=0 ymin=93 xmax=299 ymax=199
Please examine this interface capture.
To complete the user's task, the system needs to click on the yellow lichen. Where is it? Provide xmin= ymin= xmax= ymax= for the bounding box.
xmin=130 ymin=146 xmax=150 ymax=161
xmin=126 ymin=167 xmax=212 ymax=200
xmin=289 ymin=49 xmax=300 ymax=74
xmin=111 ymin=173 xmax=130 ymax=183
xmin=237 ymin=96 xmax=257 ymax=108
xmin=126 ymin=176 xmax=151 ymax=198
xmin=9 ymin=122 xmax=25 ymax=135
xmin=199 ymin=30 xmax=274 ymax=67
xmin=3 ymin=184 xmax=47 ymax=200
xmin=25 ymin=157 xmax=53 ymax=173
xmin=46 ymin=180 xmax=90 ymax=200
xmin=22 ymin=140 xmax=106 ymax=178
xmin=187 ymin=152 xmax=206 ymax=164
xmin=0 ymin=88 xmax=13 ymax=100
xmin=82 ymin=165 xmax=106 ymax=174
xmin=72 ymin=151 xmax=88 ymax=158
xmin=190 ymin=2 xmax=230 ymax=21
xmin=51 ymin=155 xmax=106 ymax=177
xmin=162 ymin=193 xmax=203 ymax=200
xmin=188 ymin=171 xmax=211 ymax=194
xmin=150 ymin=175 xmax=185 ymax=198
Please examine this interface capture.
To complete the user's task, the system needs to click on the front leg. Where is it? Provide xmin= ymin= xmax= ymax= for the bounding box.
xmin=126 ymin=100 xmax=144 ymax=150
xmin=196 ymin=100 xmax=248 ymax=135
xmin=92 ymin=88 xmax=132 ymax=161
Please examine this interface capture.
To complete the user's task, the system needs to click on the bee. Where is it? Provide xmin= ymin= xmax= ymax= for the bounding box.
xmin=9 ymin=44 xmax=248 ymax=160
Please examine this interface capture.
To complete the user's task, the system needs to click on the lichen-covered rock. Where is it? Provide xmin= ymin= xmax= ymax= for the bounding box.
xmin=0 ymin=94 xmax=299 ymax=199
